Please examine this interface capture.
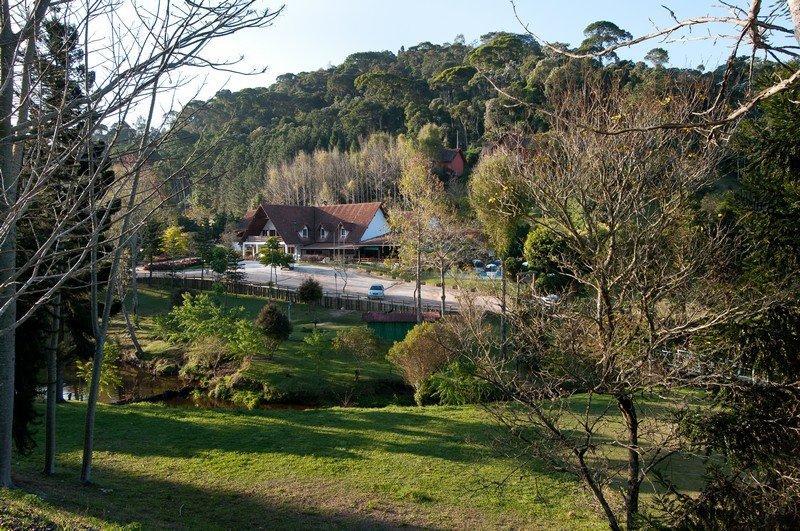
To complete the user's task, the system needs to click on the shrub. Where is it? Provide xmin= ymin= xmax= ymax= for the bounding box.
xmin=145 ymin=257 xmax=202 ymax=271
xmin=413 ymin=377 xmax=437 ymax=406
xmin=297 ymin=277 xmax=323 ymax=304
xmin=428 ymin=359 xmax=492 ymax=405
xmin=157 ymin=292 xmax=270 ymax=361
xmin=387 ymin=321 xmax=455 ymax=406
xmin=302 ymin=329 xmax=330 ymax=373
xmin=170 ymin=288 xmax=195 ymax=308
xmin=332 ymin=326 xmax=380 ymax=361
xmin=153 ymin=359 xmax=179 ymax=377
xmin=181 ymin=336 xmax=232 ymax=377
xmin=255 ymin=304 xmax=293 ymax=342
xmin=231 ymin=390 xmax=262 ymax=410
xmin=303 ymin=329 xmax=330 ymax=354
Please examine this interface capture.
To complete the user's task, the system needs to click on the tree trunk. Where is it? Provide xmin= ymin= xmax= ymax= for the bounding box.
xmin=0 ymin=17 xmax=18 ymax=489
xmin=130 ymin=233 xmax=139 ymax=322
xmin=789 ymin=0 xmax=800 ymax=44
xmin=500 ymin=270 xmax=507 ymax=357
xmin=122 ymin=301 xmax=145 ymax=358
xmin=576 ymin=449 xmax=621 ymax=531
xmin=82 ymin=73 xmax=160 ymax=484
xmin=618 ymin=395 xmax=641 ymax=530
xmin=44 ymin=293 xmax=61 ymax=475
xmin=56 ymin=358 xmax=66 ymax=404
xmin=415 ymin=248 xmax=422 ymax=323
xmin=439 ymin=266 xmax=446 ymax=317
xmin=80 ymin=334 xmax=106 ymax=483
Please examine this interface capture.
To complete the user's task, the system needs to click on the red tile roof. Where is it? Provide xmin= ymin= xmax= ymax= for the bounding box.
xmin=362 ymin=311 xmax=439 ymax=323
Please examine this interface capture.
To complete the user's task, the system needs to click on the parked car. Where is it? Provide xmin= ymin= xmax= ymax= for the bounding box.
xmin=539 ymin=294 xmax=560 ymax=306
xmin=484 ymin=263 xmax=502 ymax=279
xmin=367 ymin=284 xmax=385 ymax=299
xmin=280 ymin=263 xmax=294 ymax=271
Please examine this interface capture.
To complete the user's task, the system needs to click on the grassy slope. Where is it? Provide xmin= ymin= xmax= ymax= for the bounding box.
xmin=4 ymin=402 xmax=605 ymax=529
xmin=117 ymin=289 xmax=406 ymax=405
xmin=4 ymin=289 xmax=704 ymax=528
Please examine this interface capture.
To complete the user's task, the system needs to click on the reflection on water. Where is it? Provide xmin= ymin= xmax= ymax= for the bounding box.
xmin=62 ymin=366 xmax=183 ymax=404
xmin=59 ymin=366 xmax=306 ymax=411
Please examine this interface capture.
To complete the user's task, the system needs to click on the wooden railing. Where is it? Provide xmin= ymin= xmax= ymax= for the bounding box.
xmin=139 ymin=276 xmax=457 ymax=314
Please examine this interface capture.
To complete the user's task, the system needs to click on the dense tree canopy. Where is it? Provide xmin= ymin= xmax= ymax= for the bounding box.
xmin=152 ymin=29 xmax=714 ymax=219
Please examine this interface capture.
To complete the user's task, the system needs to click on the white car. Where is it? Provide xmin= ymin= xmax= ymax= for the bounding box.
xmin=539 ymin=294 xmax=560 ymax=306
xmin=483 ymin=263 xmax=502 ymax=279
xmin=367 ymin=284 xmax=385 ymax=299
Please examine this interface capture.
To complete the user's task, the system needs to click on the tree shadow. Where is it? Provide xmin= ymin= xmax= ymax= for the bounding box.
xmin=13 ymin=466 xmax=433 ymax=530
xmin=50 ymin=403 xmax=497 ymax=464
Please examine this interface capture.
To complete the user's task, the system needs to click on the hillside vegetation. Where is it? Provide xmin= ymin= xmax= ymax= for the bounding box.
xmin=153 ymin=31 xmax=721 ymax=217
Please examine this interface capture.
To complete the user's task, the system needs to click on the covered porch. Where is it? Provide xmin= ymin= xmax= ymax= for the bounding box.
xmin=241 ymin=237 xmax=297 ymax=260
xmin=299 ymin=241 xmax=395 ymax=262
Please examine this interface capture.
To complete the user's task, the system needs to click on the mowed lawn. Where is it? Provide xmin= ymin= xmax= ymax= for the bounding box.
xmin=116 ymin=288 xmax=407 ymax=406
xmin=3 ymin=402 xmax=605 ymax=529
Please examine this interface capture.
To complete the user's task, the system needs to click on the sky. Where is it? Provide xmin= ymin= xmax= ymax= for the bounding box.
xmin=161 ymin=0 xmax=742 ymax=117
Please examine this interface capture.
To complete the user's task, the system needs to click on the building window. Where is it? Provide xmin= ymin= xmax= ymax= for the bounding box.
xmin=319 ymin=227 xmax=328 ymax=239
xmin=300 ymin=226 xmax=308 ymax=238
xmin=340 ymin=228 xmax=348 ymax=238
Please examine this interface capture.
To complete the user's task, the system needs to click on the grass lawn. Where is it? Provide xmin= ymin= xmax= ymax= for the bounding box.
xmin=3 ymin=402 xmax=607 ymax=529
xmin=114 ymin=288 xmax=407 ymax=406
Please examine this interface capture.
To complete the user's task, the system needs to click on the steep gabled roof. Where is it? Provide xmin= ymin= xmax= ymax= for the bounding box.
xmin=315 ymin=202 xmax=383 ymax=243
xmin=259 ymin=204 xmax=316 ymax=245
xmin=438 ymin=148 xmax=463 ymax=163
xmin=240 ymin=202 xmax=386 ymax=245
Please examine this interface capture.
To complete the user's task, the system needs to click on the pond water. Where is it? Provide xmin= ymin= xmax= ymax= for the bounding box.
xmin=61 ymin=366 xmax=307 ymax=410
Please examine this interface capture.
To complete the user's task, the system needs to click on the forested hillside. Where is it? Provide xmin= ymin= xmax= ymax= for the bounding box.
xmin=155 ymin=28 xmax=717 ymax=217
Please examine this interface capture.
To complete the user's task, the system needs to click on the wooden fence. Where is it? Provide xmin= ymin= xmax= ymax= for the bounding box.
xmin=139 ymin=276 xmax=457 ymax=315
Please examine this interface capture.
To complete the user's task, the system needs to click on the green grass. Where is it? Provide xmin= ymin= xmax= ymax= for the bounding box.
xmin=4 ymin=402 xmax=606 ymax=529
xmin=117 ymin=288 xmax=405 ymax=406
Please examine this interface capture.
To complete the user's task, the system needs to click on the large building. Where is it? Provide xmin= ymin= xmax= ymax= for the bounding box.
xmin=236 ymin=202 xmax=394 ymax=261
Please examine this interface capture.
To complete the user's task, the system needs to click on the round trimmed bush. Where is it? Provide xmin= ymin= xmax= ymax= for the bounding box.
xmin=255 ymin=304 xmax=293 ymax=342
xmin=297 ymin=277 xmax=323 ymax=304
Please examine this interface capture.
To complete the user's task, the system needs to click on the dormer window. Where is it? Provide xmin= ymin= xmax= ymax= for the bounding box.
xmin=319 ymin=227 xmax=328 ymax=239
xmin=340 ymin=228 xmax=348 ymax=238
xmin=299 ymin=226 xmax=308 ymax=238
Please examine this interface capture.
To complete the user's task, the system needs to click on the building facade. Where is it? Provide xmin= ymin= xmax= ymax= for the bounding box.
xmin=236 ymin=202 xmax=394 ymax=261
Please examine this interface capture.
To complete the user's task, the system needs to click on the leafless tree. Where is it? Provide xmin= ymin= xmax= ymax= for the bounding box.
xmin=0 ymin=0 xmax=283 ymax=487
xmin=453 ymin=76 xmax=770 ymax=529
xmin=259 ymin=134 xmax=402 ymax=211
xmin=423 ymin=209 xmax=477 ymax=317
xmin=510 ymin=0 xmax=800 ymax=132
xmin=390 ymin=146 xmax=444 ymax=322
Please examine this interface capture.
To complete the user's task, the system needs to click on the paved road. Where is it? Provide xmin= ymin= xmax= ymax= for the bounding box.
xmin=142 ymin=261 xmax=499 ymax=311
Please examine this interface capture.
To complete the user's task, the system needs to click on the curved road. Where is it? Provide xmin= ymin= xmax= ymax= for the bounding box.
xmin=141 ymin=261 xmax=498 ymax=312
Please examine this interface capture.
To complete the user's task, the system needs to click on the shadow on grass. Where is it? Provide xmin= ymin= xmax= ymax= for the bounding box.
xmin=44 ymin=403 xmax=492 ymax=464
xmin=10 ymin=402 xmax=510 ymax=528
xmin=13 ymin=465 xmax=425 ymax=530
